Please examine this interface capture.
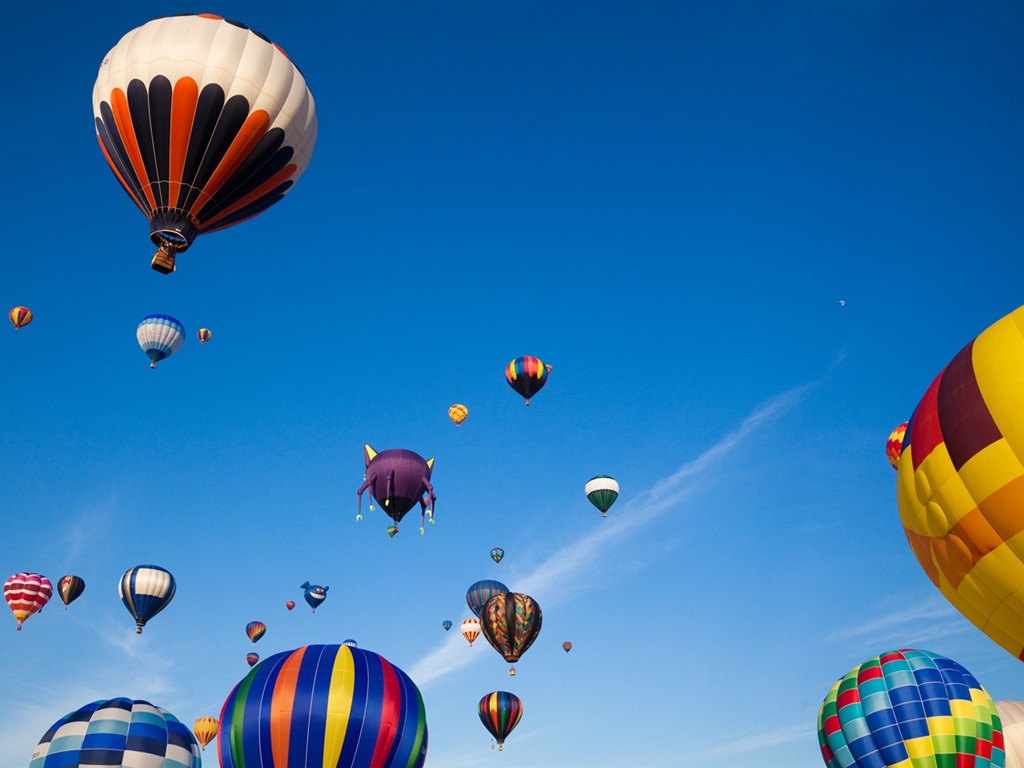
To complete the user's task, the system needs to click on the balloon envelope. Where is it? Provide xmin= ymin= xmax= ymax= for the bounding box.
xmin=197 ymin=328 xmax=212 ymax=343
xmin=218 ymin=644 xmax=427 ymax=768
xmin=4 ymin=573 xmax=52 ymax=630
xmin=562 ymin=641 xmax=572 ymax=653
xmin=448 ymin=404 xmax=468 ymax=426
xmin=886 ymin=422 xmax=907 ymax=470
xmin=897 ymin=305 xmax=1024 ymax=661
xmin=480 ymin=592 xmax=543 ymax=665
xmin=193 ymin=716 xmax=219 ymax=750
xmin=246 ymin=621 xmax=266 ymax=643
xmin=301 ymin=581 xmax=328 ymax=612
xmin=585 ymin=475 xmax=619 ymax=516
xmin=285 ymin=600 xmax=295 ymax=611
xmin=491 ymin=547 xmax=504 ymax=564
xmin=996 ymin=701 xmax=1024 ymax=768
xmin=93 ymin=14 xmax=316 ymax=269
xmin=817 ymin=649 xmax=1004 ymax=768
xmin=505 ymin=356 xmax=550 ymax=405
xmin=246 ymin=652 xmax=259 ymax=667
xmin=357 ymin=446 xmax=436 ymax=531
xmin=461 ymin=618 xmax=481 ymax=646
xmin=466 ymin=579 xmax=508 ymax=618
xmin=478 ymin=691 xmax=523 ymax=750
xmin=9 ymin=306 xmax=32 ymax=329
xmin=119 ymin=564 xmax=176 ymax=633
xmin=443 ymin=620 xmax=452 ymax=631
xmin=30 ymin=697 xmax=200 ymax=768
xmin=137 ymin=314 xmax=185 ymax=367
xmin=57 ymin=574 xmax=85 ymax=609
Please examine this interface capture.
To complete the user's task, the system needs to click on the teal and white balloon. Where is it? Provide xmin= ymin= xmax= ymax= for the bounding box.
xmin=119 ymin=564 xmax=176 ymax=633
xmin=30 ymin=697 xmax=200 ymax=768
xmin=137 ymin=314 xmax=184 ymax=368
xmin=585 ymin=475 xmax=619 ymax=517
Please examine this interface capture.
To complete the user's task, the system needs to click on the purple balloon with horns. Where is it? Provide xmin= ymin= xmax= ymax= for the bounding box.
xmin=357 ymin=445 xmax=436 ymax=535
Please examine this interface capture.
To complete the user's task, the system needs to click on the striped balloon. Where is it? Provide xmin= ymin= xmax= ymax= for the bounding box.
xmin=505 ymin=356 xmax=550 ymax=406
xmin=246 ymin=652 xmax=259 ymax=667
xmin=119 ymin=564 xmax=176 ymax=633
xmin=245 ymin=621 xmax=266 ymax=644
xmin=193 ymin=716 xmax=219 ymax=751
xmin=466 ymin=579 xmax=508 ymax=618
xmin=461 ymin=618 xmax=481 ymax=646
xmin=4 ymin=573 xmax=52 ymax=630
xmin=93 ymin=14 xmax=317 ymax=273
xmin=30 ymin=697 xmax=200 ymax=768
xmin=817 ymin=649 xmax=1004 ymax=768
xmin=137 ymin=314 xmax=185 ymax=368
xmin=219 ymin=644 xmax=428 ymax=768
xmin=585 ymin=475 xmax=619 ymax=517
xmin=478 ymin=691 xmax=523 ymax=751
xmin=886 ymin=422 xmax=907 ymax=470
xmin=197 ymin=328 xmax=212 ymax=343
xmin=9 ymin=306 xmax=32 ymax=330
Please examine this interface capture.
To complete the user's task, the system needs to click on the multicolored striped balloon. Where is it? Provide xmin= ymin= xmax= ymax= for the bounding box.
xmin=505 ymin=356 xmax=551 ymax=405
xmin=30 ymin=697 xmax=200 ymax=768
xmin=4 ymin=573 xmax=52 ymax=630
xmin=897 ymin=306 xmax=1024 ymax=661
xmin=93 ymin=14 xmax=317 ymax=273
xmin=478 ymin=691 xmax=523 ymax=751
xmin=817 ymin=649 xmax=1004 ymax=768
xmin=119 ymin=564 xmax=176 ymax=633
xmin=246 ymin=652 xmax=259 ymax=667
xmin=245 ymin=620 xmax=266 ymax=644
xmin=219 ymin=644 xmax=428 ymax=768
xmin=9 ymin=306 xmax=32 ymax=330
xmin=466 ymin=579 xmax=508 ymax=618
xmin=137 ymin=314 xmax=185 ymax=368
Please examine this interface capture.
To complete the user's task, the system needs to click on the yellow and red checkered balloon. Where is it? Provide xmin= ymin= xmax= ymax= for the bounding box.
xmin=897 ymin=305 xmax=1024 ymax=661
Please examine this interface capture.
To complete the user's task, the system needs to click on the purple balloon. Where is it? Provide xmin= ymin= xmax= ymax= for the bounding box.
xmin=357 ymin=445 xmax=436 ymax=535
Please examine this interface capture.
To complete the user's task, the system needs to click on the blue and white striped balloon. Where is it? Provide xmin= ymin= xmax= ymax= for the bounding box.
xmin=30 ymin=697 xmax=200 ymax=768
xmin=137 ymin=314 xmax=185 ymax=368
xmin=119 ymin=565 xmax=176 ymax=634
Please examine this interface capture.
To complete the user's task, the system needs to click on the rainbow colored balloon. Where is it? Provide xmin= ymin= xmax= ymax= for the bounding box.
xmin=886 ymin=422 xmax=907 ymax=470
xmin=505 ymin=356 xmax=551 ymax=406
xmin=245 ymin=620 xmax=266 ymax=644
xmin=817 ymin=649 xmax=1004 ymax=768
xmin=478 ymin=691 xmax=523 ymax=752
xmin=219 ymin=644 xmax=427 ymax=768
xmin=897 ymin=306 xmax=1024 ymax=661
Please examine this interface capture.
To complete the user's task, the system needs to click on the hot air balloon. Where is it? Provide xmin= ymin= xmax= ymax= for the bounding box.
xmin=896 ymin=305 xmax=1024 ymax=663
xmin=562 ymin=641 xmax=572 ymax=653
xmin=301 ymin=581 xmax=328 ymax=613
xmin=9 ymin=306 xmax=32 ymax=330
xmin=138 ymin=313 xmax=185 ymax=368
xmin=57 ymin=574 xmax=85 ymax=610
xmin=30 ymin=698 xmax=200 ymax=768
xmin=246 ymin=652 xmax=259 ymax=667
xmin=585 ymin=475 xmax=619 ymax=517
xmin=466 ymin=579 xmax=509 ymax=618
xmin=817 ymin=649 xmax=1004 ymax=768
xmin=357 ymin=445 xmax=437 ymax=535
xmin=218 ymin=644 xmax=427 ymax=768
xmin=197 ymin=328 xmax=212 ymax=343
xmin=119 ymin=564 xmax=176 ymax=633
xmin=193 ymin=716 xmax=219 ymax=751
xmin=491 ymin=547 xmax=504 ymax=564
xmin=285 ymin=600 xmax=295 ymax=611
xmin=342 ymin=638 xmax=358 ymax=647
xmin=448 ymin=404 xmax=468 ymax=426
xmin=461 ymin=618 xmax=481 ymax=646
xmin=93 ymin=14 xmax=317 ymax=274
xmin=886 ymin=422 xmax=908 ymax=470
xmin=996 ymin=701 xmax=1024 ymax=768
xmin=245 ymin=621 xmax=266 ymax=643
xmin=4 ymin=573 xmax=52 ymax=630
xmin=505 ymin=356 xmax=551 ymax=405
xmin=478 ymin=691 xmax=523 ymax=752
xmin=480 ymin=592 xmax=543 ymax=675
xmin=443 ymin=619 xmax=452 ymax=631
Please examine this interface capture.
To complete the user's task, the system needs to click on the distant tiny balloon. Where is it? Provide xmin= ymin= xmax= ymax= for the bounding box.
xmin=285 ymin=600 xmax=295 ymax=611
xmin=491 ymin=547 xmax=504 ymax=564
xmin=301 ymin=581 xmax=328 ymax=613
xmin=562 ymin=641 xmax=572 ymax=653
xmin=197 ymin=328 xmax=212 ymax=343
xmin=342 ymin=638 xmax=358 ymax=647
xmin=443 ymin=620 xmax=452 ymax=631
xmin=886 ymin=422 xmax=907 ymax=470
xmin=838 ymin=299 xmax=846 ymax=307
xmin=193 ymin=716 xmax=218 ymax=751
xmin=462 ymin=618 xmax=481 ymax=646
xmin=4 ymin=572 xmax=52 ymax=630
xmin=246 ymin=652 xmax=259 ymax=667
xmin=9 ymin=306 xmax=32 ymax=330
xmin=448 ymin=404 xmax=468 ymax=426
xmin=57 ymin=575 xmax=85 ymax=610
xmin=245 ymin=621 xmax=266 ymax=644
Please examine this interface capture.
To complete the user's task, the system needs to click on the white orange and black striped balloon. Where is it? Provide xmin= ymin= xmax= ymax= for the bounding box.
xmin=93 ymin=14 xmax=317 ymax=254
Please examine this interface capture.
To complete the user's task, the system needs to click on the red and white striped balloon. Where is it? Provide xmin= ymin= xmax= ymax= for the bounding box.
xmin=4 ymin=573 xmax=53 ymax=630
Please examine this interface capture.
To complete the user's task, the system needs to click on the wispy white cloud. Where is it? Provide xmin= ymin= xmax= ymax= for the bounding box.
xmin=824 ymin=595 xmax=969 ymax=648
xmin=408 ymin=383 xmax=814 ymax=686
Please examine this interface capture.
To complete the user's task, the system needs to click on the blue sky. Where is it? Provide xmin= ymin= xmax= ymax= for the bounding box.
xmin=3 ymin=1 xmax=1024 ymax=766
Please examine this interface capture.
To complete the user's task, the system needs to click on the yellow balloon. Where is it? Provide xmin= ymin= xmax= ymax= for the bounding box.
xmin=192 ymin=716 xmax=219 ymax=750
xmin=898 ymin=305 xmax=1024 ymax=661
xmin=448 ymin=403 xmax=468 ymax=427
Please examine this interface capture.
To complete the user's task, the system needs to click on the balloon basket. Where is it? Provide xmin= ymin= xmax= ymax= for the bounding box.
xmin=151 ymin=249 xmax=177 ymax=274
